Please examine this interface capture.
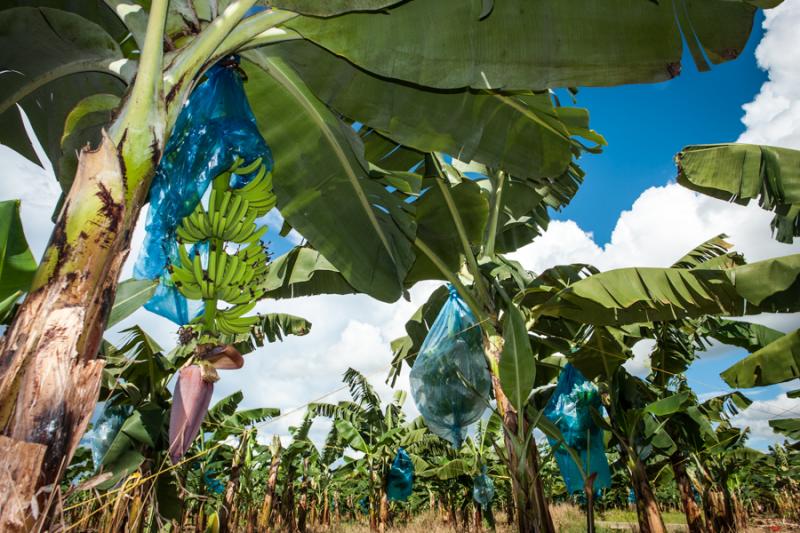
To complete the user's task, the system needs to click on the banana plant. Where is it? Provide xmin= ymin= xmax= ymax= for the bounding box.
xmin=179 ymin=391 xmax=279 ymax=532
xmin=0 ymin=0 xmax=783 ymax=525
xmin=416 ymin=415 xmax=505 ymax=530
xmin=308 ymin=369 xmax=426 ymax=532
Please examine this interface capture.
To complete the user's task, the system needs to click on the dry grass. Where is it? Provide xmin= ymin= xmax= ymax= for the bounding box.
xmin=311 ymin=510 xmax=513 ymax=532
xmin=311 ymin=505 xmax=587 ymax=532
xmin=305 ymin=506 xmax=800 ymax=532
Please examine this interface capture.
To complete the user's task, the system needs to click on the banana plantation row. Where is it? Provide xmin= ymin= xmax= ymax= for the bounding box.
xmin=0 ymin=1 xmax=798 ymax=533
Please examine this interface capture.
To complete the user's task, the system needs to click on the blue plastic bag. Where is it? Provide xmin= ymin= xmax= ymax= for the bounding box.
xmin=83 ymin=405 xmax=131 ymax=470
xmin=203 ymin=469 xmax=225 ymax=494
xmin=472 ymin=466 xmax=495 ymax=507
xmin=387 ymin=448 xmax=414 ymax=501
xmin=134 ymin=56 xmax=272 ymax=324
xmin=543 ymin=363 xmax=611 ymax=495
xmin=410 ymin=285 xmax=492 ymax=448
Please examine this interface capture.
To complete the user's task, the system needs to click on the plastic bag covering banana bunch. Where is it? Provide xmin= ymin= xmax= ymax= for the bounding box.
xmin=472 ymin=465 xmax=495 ymax=507
xmin=202 ymin=469 xmax=225 ymax=494
xmin=387 ymin=447 xmax=414 ymax=501
xmin=543 ymin=363 xmax=612 ymax=494
xmin=134 ymin=55 xmax=272 ymax=324
xmin=410 ymin=285 xmax=492 ymax=448
xmin=82 ymin=405 xmax=131 ymax=470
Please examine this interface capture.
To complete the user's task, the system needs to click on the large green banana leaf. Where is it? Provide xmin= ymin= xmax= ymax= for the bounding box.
xmin=406 ymin=177 xmax=488 ymax=284
xmin=261 ymin=246 xmax=356 ymax=299
xmin=271 ymin=0 xmax=402 ymax=16
xmin=769 ymin=418 xmax=800 ymax=441
xmin=500 ymin=303 xmax=536 ymax=411
xmin=0 ymin=7 xmax=131 ymax=167
xmin=538 ymin=254 xmax=800 ymax=326
xmin=242 ymin=51 xmax=416 ymax=302
xmin=720 ymin=329 xmax=800 ymax=388
xmin=287 ymin=0 xmax=775 ymax=90
xmin=0 ymin=200 xmax=37 ymax=302
xmin=263 ymin=41 xmax=588 ymax=180
xmin=677 ymin=144 xmax=800 ymax=243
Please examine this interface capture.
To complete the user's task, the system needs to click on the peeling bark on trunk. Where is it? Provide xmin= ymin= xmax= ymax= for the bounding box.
xmin=259 ymin=446 xmax=281 ymax=529
xmin=485 ymin=336 xmax=554 ymax=533
xmin=671 ymin=454 xmax=706 ymax=533
xmin=0 ymin=134 xmax=152 ymax=525
xmin=378 ymin=490 xmax=388 ymax=533
xmin=0 ymin=436 xmax=47 ymax=532
xmin=220 ymin=433 xmax=247 ymax=533
xmin=629 ymin=456 xmax=667 ymax=533
xmin=298 ymin=457 xmax=309 ymax=533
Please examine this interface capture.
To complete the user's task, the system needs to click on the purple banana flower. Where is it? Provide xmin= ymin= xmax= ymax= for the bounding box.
xmin=168 ymin=345 xmax=244 ymax=463
xmin=168 ymin=365 xmax=213 ymax=464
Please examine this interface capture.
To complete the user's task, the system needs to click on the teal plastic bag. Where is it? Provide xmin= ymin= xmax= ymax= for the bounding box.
xmin=409 ymin=285 xmax=492 ymax=447
xmin=83 ymin=405 xmax=131 ymax=471
xmin=387 ymin=448 xmax=414 ymax=501
xmin=543 ymin=363 xmax=611 ymax=494
xmin=472 ymin=466 xmax=495 ymax=507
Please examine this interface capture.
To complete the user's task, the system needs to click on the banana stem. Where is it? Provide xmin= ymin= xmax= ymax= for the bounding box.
xmin=430 ymin=156 xmax=493 ymax=313
xmin=483 ymin=170 xmax=506 ymax=258
xmin=204 ymin=298 xmax=217 ymax=330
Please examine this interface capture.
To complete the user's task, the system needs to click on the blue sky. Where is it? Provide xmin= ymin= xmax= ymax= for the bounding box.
xmin=563 ymin=13 xmax=769 ymax=245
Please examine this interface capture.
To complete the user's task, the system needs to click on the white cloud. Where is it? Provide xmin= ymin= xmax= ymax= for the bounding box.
xmin=626 ymin=340 xmax=655 ymax=378
xmin=738 ymin=0 xmax=800 ymax=149
xmin=731 ymin=392 xmax=800 ymax=448
xmin=511 ymin=183 xmax=798 ymax=274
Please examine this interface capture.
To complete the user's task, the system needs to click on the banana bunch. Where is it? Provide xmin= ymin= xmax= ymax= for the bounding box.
xmin=177 ymin=157 xmax=277 ymax=244
xmin=170 ymin=241 xmax=268 ymax=304
xmin=214 ymin=302 xmax=260 ymax=336
xmin=170 ymin=155 xmax=276 ymax=335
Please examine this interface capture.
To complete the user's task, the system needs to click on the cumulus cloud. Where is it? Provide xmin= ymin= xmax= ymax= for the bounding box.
xmin=731 ymin=391 xmax=800 ymax=449
xmin=511 ymin=183 xmax=797 ymax=274
xmin=738 ymin=0 xmax=800 ymax=149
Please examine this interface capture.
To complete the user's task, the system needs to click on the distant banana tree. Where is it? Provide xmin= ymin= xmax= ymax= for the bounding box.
xmin=308 ymin=368 xmax=426 ymax=532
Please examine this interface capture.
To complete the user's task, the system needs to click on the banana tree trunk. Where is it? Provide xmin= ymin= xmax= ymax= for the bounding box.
xmin=259 ymin=446 xmax=281 ymax=529
xmin=378 ymin=489 xmax=388 ymax=533
xmin=485 ymin=335 xmax=554 ymax=533
xmin=0 ymin=1 xmax=172 ymax=527
xmin=221 ymin=433 xmax=248 ymax=533
xmin=321 ymin=487 xmax=330 ymax=526
xmin=297 ymin=457 xmax=309 ymax=533
xmin=0 ymin=131 xmax=160 ymax=530
xmin=474 ymin=503 xmax=483 ymax=532
xmin=629 ymin=455 xmax=667 ymax=533
xmin=670 ymin=454 xmax=706 ymax=533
